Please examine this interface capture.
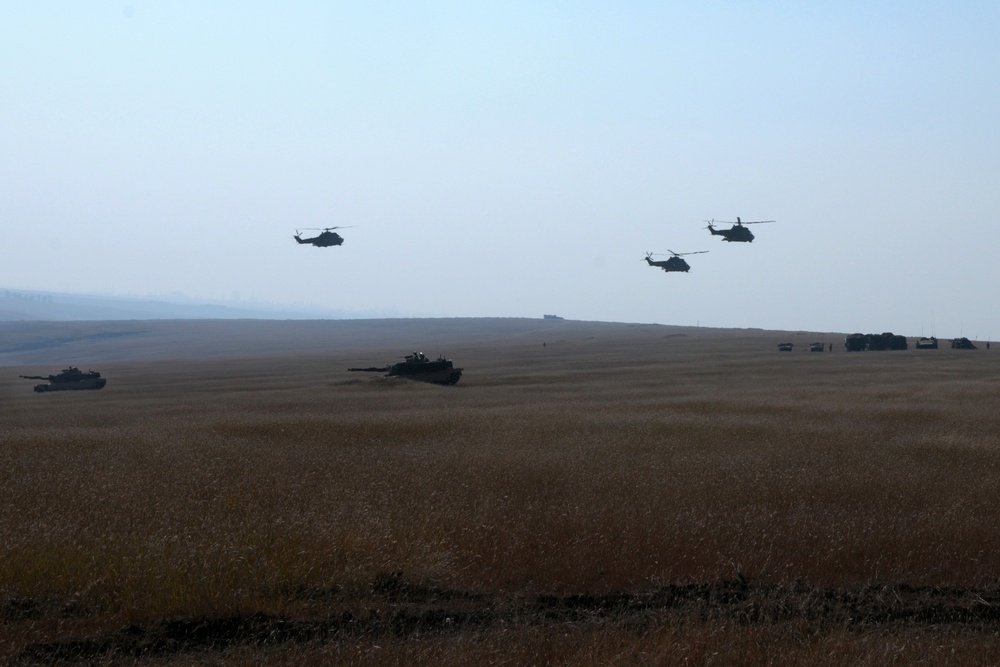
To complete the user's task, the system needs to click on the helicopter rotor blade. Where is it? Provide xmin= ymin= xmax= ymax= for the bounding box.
xmin=297 ymin=226 xmax=359 ymax=232
xmin=703 ymin=217 xmax=773 ymax=227
xmin=668 ymin=249 xmax=709 ymax=257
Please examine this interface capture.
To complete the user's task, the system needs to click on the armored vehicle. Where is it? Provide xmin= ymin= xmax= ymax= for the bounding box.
xmin=20 ymin=366 xmax=106 ymax=392
xmin=778 ymin=342 xmax=793 ymax=352
xmin=916 ymin=337 xmax=939 ymax=349
xmin=350 ymin=352 xmax=463 ymax=385
xmin=951 ymin=337 xmax=977 ymax=350
xmin=809 ymin=342 xmax=825 ymax=352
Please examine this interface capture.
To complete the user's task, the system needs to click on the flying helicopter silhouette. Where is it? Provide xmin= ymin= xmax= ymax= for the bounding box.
xmin=293 ymin=227 xmax=356 ymax=247
xmin=704 ymin=217 xmax=774 ymax=243
xmin=643 ymin=250 xmax=708 ymax=273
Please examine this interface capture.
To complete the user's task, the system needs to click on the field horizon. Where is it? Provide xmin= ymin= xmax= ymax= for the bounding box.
xmin=4 ymin=318 xmax=1000 ymax=664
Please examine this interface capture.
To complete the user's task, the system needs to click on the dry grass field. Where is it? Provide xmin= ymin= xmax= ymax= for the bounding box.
xmin=3 ymin=318 xmax=1000 ymax=665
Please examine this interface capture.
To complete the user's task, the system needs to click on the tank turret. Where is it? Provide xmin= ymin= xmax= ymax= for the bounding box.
xmin=19 ymin=366 xmax=107 ymax=392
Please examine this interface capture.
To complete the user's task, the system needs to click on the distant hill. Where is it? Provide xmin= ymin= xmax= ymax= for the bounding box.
xmin=0 ymin=289 xmax=376 ymax=321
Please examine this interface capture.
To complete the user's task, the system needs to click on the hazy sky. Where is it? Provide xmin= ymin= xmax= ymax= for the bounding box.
xmin=3 ymin=2 xmax=998 ymax=336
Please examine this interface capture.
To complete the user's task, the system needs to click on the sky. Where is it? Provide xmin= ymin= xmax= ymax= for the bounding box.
xmin=2 ymin=2 xmax=998 ymax=337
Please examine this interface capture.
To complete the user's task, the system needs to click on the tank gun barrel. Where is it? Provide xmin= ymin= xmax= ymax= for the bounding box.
xmin=348 ymin=366 xmax=391 ymax=373
xmin=19 ymin=375 xmax=48 ymax=380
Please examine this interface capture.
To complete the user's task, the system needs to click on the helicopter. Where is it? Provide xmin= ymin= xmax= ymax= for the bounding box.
xmin=704 ymin=217 xmax=774 ymax=243
xmin=293 ymin=227 xmax=355 ymax=247
xmin=643 ymin=250 xmax=708 ymax=273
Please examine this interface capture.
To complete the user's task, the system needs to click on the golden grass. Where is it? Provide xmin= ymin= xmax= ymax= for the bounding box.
xmin=3 ymin=320 xmax=1000 ymax=664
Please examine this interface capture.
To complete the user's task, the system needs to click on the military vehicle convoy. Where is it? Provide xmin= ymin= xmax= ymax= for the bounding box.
xmin=775 ymin=341 xmax=826 ymax=352
xmin=349 ymin=352 xmax=463 ymax=385
xmin=19 ymin=367 xmax=106 ymax=392
xmin=844 ymin=333 xmax=986 ymax=352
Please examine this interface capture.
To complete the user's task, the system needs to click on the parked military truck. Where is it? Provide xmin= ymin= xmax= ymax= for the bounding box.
xmin=845 ymin=332 xmax=907 ymax=351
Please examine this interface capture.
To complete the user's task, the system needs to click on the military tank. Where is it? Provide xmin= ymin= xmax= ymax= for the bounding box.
xmin=349 ymin=352 xmax=463 ymax=385
xmin=20 ymin=366 xmax=107 ymax=392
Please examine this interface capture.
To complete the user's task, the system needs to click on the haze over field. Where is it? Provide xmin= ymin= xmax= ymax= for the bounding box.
xmin=0 ymin=287 xmax=378 ymax=321
xmin=2 ymin=3 xmax=998 ymax=336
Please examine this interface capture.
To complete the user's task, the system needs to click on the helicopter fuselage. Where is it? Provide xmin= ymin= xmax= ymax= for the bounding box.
xmin=708 ymin=224 xmax=754 ymax=242
xmin=644 ymin=256 xmax=690 ymax=272
xmin=294 ymin=231 xmax=344 ymax=247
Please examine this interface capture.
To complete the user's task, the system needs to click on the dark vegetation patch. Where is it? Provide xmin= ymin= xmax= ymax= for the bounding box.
xmin=13 ymin=576 xmax=1000 ymax=664
xmin=0 ymin=594 xmax=88 ymax=622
